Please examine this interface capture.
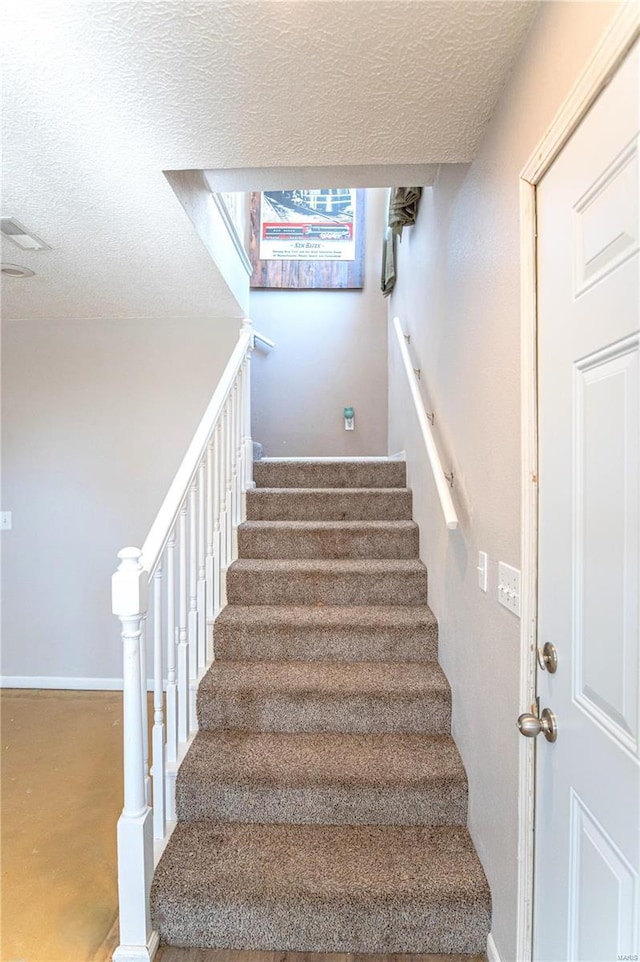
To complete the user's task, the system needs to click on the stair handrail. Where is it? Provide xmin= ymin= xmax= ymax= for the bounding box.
xmin=142 ymin=326 xmax=252 ymax=576
xmin=111 ymin=317 xmax=273 ymax=962
xmin=392 ymin=315 xmax=458 ymax=530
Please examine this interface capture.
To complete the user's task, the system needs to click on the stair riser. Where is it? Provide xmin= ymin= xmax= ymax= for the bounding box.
xmin=197 ymin=691 xmax=451 ymax=735
xmin=254 ymin=460 xmax=406 ymax=489
xmin=226 ymin=568 xmax=427 ymax=606
xmin=247 ymin=490 xmax=412 ymax=521
xmin=213 ymin=624 xmax=438 ymax=662
xmin=152 ymin=900 xmax=490 ymax=955
xmin=176 ymin=782 xmax=467 ymax=827
xmin=238 ymin=524 xmax=419 ymax=559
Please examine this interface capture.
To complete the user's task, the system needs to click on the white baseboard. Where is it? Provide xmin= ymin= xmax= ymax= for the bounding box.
xmin=389 ymin=450 xmax=407 ymax=460
xmin=0 ymin=676 xmax=156 ymax=691
xmin=487 ymin=933 xmax=502 ymax=962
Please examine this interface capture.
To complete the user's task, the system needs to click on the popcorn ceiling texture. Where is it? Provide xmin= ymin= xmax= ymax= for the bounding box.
xmin=2 ymin=0 xmax=537 ymax=321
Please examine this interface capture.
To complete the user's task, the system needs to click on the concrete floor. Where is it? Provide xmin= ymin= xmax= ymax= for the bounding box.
xmin=1 ymin=690 xmax=123 ymax=962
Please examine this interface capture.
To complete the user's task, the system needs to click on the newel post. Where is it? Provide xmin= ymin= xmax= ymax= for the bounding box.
xmin=241 ymin=317 xmax=255 ymax=494
xmin=112 ymin=547 xmax=159 ymax=962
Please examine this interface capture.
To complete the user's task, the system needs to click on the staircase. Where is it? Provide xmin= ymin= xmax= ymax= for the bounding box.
xmin=151 ymin=460 xmax=491 ymax=956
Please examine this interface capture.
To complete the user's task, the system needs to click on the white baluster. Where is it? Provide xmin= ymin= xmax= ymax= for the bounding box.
xmin=219 ymin=404 xmax=227 ymax=574
xmin=139 ymin=616 xmax=151 ymax=806
xmin=165 ymin=528 xmax=177 ymax=825
xmin=188 ymin=480 xmax=198 ymax=733
xmin=229 ymin=385 xmax=237 ymax=556
xmin=112 ymin=548 xmax=158 ymax=962
xmin=234 ymin=375 xmax=243 ymax=530
xmin=197 ymin=458 xmax=207 ymax=672
xmin=205 ymin=438 xmax=215 ymax=652
xmin=225 ymin=397 xmax=234 ymax=566
xmin=220 ymin=401 xmax=230 ymax=607
xmin=165 ymin=529 xmax=177 ymax=764
xmin=213 ymin=421 xmax=223 ymax=619
xmin=177 ymin=502 xmax=189 ymax=745
xmin=241 ymin=321 xmax=255 ymax=494
xmin=151 ymin=565 xmax=165 ymax=841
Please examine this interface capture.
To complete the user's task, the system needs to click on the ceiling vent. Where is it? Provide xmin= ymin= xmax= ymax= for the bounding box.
xmin=1 ymin=263 xmax=35 ymax=277
xmin=1 ymin=217 xmax=50 ymax=251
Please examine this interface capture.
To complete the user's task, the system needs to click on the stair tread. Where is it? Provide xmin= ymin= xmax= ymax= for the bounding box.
xmin=155 ymin=950 xmax=486 ymax=962
xmin=247 ymin=487 xmax=413 ymax=522
xmin=152 ymin=822 xmax=491 ymax=952
xmin=199 ymin=659 xmax=450 ymax=697
xmin=213 ymin=605 xmax=439 ymax=664
xmin=253 ymin=460 xmax=407 ymax=489
xmin=250 ymin=486 xmax=410 ymax=495
xmin=215 ymin=603 xmax=437 ymax=628
xmin=228 ymin=558 xmax=427 ymax=573
xmin=181 ymin=730 xmax=466 ymax=789
xmin=155 ymin=821 xmax=488 ymax=898
xmin=239 ymin=519 xmax=419 ymax=530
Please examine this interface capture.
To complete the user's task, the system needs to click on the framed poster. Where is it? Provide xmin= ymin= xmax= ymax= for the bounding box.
xmin=250 ymin=188 xmax=365 ymax=289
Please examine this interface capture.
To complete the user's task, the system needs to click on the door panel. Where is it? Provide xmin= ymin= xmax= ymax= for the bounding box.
xmin=535 ymin=40 xmax=639 ymax=962
xmin=574 ymin=139 xmax=639 ymax=296
xmin=574 ymin=337 xmax=639 ymax=755
xmin=568 ymin=790 xmax=638 ymax=962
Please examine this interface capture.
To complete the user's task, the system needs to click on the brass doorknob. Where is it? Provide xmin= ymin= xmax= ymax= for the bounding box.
xmin=517 ymin=707 xmax=558 ymax=743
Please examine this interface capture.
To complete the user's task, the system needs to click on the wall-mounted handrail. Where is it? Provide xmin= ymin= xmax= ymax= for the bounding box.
xmin=111 ymin=317 xmax=274 ymax=961
xmin=253 ymin=331 xmax=276 ymax=349
xmin=392 ymin=316 xmax=458 ymax=530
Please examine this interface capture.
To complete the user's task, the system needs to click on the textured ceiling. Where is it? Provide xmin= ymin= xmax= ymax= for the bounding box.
xmin=1 ymin=0 xmax=538 ymax=321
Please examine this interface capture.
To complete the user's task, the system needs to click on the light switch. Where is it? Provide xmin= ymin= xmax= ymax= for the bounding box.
xmin=498 ymin=562 xmax=520 ymax=617
xmin=477 ymin=551 xmax=488 ymax=592
xmin=1 ymin=511 xmax=12 ymax=531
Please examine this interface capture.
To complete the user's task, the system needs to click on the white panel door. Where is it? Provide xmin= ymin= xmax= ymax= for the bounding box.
xmin=536 ymin=41 xmax=639 ymax=962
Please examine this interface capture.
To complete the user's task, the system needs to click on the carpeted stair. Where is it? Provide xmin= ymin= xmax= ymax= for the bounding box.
xmin=152 ymin=460 xmax=491 ymax=956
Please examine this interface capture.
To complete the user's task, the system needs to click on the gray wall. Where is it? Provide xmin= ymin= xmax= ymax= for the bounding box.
xmin=1 ymin=315 xmax=239 ymax=684
xmin=387 ymin=3 xmax=622 ymax=959
xmin=250 ymin=188 xmax=388 ymax=457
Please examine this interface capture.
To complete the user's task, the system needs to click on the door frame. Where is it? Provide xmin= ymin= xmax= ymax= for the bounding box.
xmin=516 ymin=5 xmax=640 ymax=960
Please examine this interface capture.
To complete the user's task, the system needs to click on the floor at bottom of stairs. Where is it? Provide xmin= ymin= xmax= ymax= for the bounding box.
xmin=0 ymin=688 xmax=131 ymax=962
xmin=157 ymin=950 xmax=486 ymax=962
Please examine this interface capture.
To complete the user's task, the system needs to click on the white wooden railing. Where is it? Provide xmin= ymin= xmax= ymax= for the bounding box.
xmin=111 ymin=318 xmax=269 ymax=962
xmin=392 ymin=316 xmax=458 ymax=530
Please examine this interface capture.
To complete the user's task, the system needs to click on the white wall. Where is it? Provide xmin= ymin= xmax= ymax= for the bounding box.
xmin=387 ymin=4 xmax=623 ymax=960
xmin=1 ymin=315 xmax=239 ymax=685
xmin=250 ymin=188 xmax=388 ymax=457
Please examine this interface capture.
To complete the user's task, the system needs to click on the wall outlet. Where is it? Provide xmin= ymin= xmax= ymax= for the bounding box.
xmin=498 ymin=562 xmax=520 ymax=616
xmin=477 ymin=551 xmax=488 ymax=592
xmin=1 ymin=511 xmax=12 ymax=531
